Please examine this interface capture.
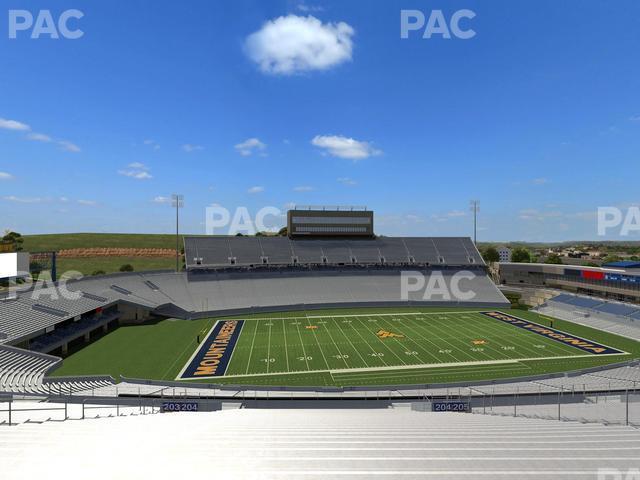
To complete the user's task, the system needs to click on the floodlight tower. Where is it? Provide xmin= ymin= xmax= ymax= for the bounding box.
xmin=470 ymin=200 xmax=480 ymax=245
xmin=172 ymin=194 xmax=184 ymax=272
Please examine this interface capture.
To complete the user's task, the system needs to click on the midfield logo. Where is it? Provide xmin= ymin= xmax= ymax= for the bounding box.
xmin=472 ymin=339 xmax=487 ymax=345
xmin=376 ymin=329 xmax=404 ymax=339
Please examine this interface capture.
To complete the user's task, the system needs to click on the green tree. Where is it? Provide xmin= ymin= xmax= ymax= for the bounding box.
xmin=511 ymin=247 xmax=532 ymax=263
xmin=602 ymin=254 xmax=623 ymax=264
xmin=278 ymin=226 xmax=288 ymax=236
xmin=1 ymin=231 xmax=24 ymax=252
xmin=546 ymin=253 xmax=563 ymax=264
xmin=482 ymin=246 xmax=500 ymax=263
xmin=119 ymin=264 xmax=134 ymax=272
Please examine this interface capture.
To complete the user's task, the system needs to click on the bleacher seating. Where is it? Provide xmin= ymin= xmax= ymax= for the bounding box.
xmin=0 ymin=345 xmax=114 ymax=395
xmin=184 ymin=236 xmax=484 ymax=268
xmin=1 ymin=408 xmax=638 ymax=478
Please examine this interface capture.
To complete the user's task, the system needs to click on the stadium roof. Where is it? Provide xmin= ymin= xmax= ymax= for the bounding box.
xmin=603 ymin=261 xmax=640 ymax=269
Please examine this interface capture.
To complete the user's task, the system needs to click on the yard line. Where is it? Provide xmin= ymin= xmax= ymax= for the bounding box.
xmin=413 ymin=314 xmax=496 ymax=362
xmin=465 ymin=313 xmax=576 ymax=359
xmin=342 ymin=317 xmax=391 ymax=367
xmin=373 ymin=315 xmax=441 ymax=364
xmin=330 ymin=316 xmax=373 ymax=367
xmin=305 ymin=317 xmax=332 ymax=371
xmin=244 ymin=319 xmax=261 ymax=375
xmin=320 ymin=318 xmax=350 ymax=368
xmin=282 ymin=318 xmax=290 ymax=373
xmin=294 ymin=319 xmax=311 ymax=370
xmin=397 ymin=314 xmax=479 ymax=363
xmin=266 ymin=320 xmax=273 ymax=373
xmin=354 ymin=316 xmax=408 ymax=365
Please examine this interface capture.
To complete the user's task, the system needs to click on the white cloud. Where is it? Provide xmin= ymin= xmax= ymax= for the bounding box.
xmin=2 ymin=195 xmax=44 ymax=203
xmin=77 ymin=199 xmax=97 ymax=206
xmin=26 ymin=132 xmax=52 ymax=142
xmin=248 ymin=186 xmax=265 ymax=194
xmin=296 ymin=3 xmax=324 ymax=12
xmin=235 ymin=138 xmax=266 ymax=156
xmin=245 ymin=15 xmax=354 ymax=75
xmin=143 ymin=139 xmax=160 ymax=150
xmin=128 ymin=162 xmax=149 ymax=170
xmin=629 ymin=115 xmax=640 ymax=122
xmin=337 ymin=177 xmax=357 ymax=186
xmin=0 ymin=172 xmax=14 ymax=180
xmin=518 ymin=208 xmax=563 ymax=221
xmin=58 ymin=140 xmax=81 ymax=153
xmin=0 ymin=118 xmax=30 ymax=131
xmin=118 ymin=163 xmax=152 ymax=180
xmin=312 ymin=135 xmax=381 ymax=160
xmin=446 ymin=210 xmax=466 ymax=218
xmin=182 ymin=144 xmax=204 ymax=153
xmin=153 ymin=196 xmax=172 ymax=204
xmin=532 ymin=177 xmax=549 ymax=185
xmin=293 ymin=185 xmax=314 ymax=192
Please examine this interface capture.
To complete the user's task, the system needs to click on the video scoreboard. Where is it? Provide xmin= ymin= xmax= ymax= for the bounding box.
xmin=288 ymin=206 xmax=374 ymax=237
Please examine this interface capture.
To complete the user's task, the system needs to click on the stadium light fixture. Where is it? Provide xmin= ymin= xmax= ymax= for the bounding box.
xmin=469 ymin=200 xmax=480 ymax=245
xmin=172 ymin=194 xmax=184 ymax=272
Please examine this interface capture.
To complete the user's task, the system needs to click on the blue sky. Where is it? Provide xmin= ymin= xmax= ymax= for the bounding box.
xmin=0 ymin=0 xmax=639 ymax=241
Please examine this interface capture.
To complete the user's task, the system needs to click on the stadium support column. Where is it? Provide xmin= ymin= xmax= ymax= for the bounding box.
xmin=470 ymin=200 xmax=480 ymax=245
xmin=172 ymin=194 xmax=184 ymax=272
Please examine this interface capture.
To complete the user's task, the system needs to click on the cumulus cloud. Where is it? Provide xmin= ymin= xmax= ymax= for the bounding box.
xmin=312 ymin=135 xmax=381 ymax=160
xmin=143 ymin=139 xmax=160 ymax=150
xmin=532 ymin=177 xmax=550 ymax=185
xmin=235 ymin=138 xmax=266 ymax=156
xmin=58 ymin=140 xmax=81 ymax=153
xmin=297 ymin=3 xmax=324 ymax=12
xmin=118 ymin=163 xmax=152 ymax=180
xmin=0 ymin=117 xmax=80 ymax=153
xmin=182 ymin=144 xmax=204 ymax=153
xmin=2 ymin=195 xmax=45 ymax=203
xmin=26 ymin=132 xmax=52 ymax=142
xmin=0 ymin=118 xmax=30 ymax=131
xmin=248 ymin=186 xmax=265 ymax=194
xmin=0 ymin=172 xmax=14 ymax=180
xmin=245 ymin=15 xmax=354 ymax=75
xmin=337 ymin=177 xmax=357 ymax=186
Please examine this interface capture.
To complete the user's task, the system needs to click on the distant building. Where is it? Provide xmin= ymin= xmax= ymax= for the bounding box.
xmin=498 ymin=262 xmax=640 ymax=304
xmin=498 ymin=247 xmax=511 ymax=263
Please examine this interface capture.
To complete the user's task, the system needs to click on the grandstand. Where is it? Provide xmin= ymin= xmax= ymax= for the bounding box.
xmin=536 ymin=293 xmax=640 ymax=341
xmin=184 ymin=235 xmax=483 ymax=268
xmin=1 ymin=407 xmax=639 ymax=478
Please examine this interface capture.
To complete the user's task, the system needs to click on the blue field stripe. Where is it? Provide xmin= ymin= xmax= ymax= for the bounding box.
xmin=481 ymin=311 xmax=623 ymax=355
xmin=180 ymin=320 xmax=244 ymax=379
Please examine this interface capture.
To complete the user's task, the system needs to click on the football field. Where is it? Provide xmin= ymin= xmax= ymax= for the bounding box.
xmin=176 ymin=310 xmax=629 ymax=386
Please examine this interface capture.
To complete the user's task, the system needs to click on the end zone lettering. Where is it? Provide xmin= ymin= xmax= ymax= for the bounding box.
xmin=482 ymin=311 xmax=623 ymax=355
xmin=179 ymin=320 xmax=244 ymax=380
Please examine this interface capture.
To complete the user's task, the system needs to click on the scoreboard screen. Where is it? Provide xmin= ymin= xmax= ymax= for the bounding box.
xmin=288 ymin=207 xmax=374 ymax=237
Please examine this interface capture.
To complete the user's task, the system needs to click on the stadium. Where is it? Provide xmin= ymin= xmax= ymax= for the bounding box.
xmin=2 ymin=208 xmax=640 ymax=478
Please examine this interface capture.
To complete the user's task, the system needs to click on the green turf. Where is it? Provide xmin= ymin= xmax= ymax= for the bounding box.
xmin=56 ymin=257 xmax=176 ymax=275
xmin=51 ymin=307 xmax=640 ymax=387
xmin=23 ymin=233 xmax=184 ymax=251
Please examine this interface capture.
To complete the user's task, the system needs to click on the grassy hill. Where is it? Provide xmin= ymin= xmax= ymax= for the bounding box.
xmin=23 ymin=233 xmax=184 ymax=251
xmin=23 ymin=233 xmax=185 ymax=275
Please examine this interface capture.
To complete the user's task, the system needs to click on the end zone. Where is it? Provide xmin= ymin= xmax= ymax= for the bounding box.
xmin=176 ymin=320 xmax=244 ymax=380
